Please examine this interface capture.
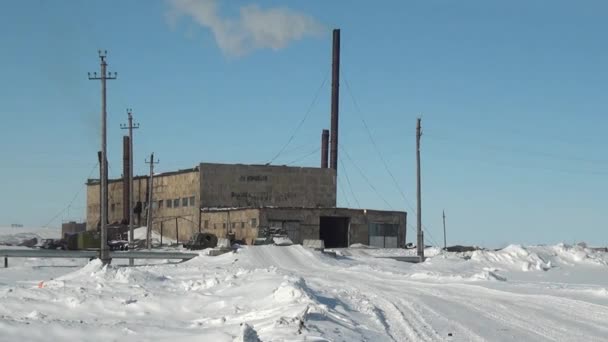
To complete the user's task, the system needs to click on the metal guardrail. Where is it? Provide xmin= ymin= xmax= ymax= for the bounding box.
xmin=1 ymin=249 xmax=199 ymax=268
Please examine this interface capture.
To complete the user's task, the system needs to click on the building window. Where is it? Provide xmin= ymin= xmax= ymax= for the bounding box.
xmin=250 ymin=218 xmax=257 ymax=227
xmin=241 ymin=222 xmax=245 ymax=229
xmin=111 ymin=203 xmax=115 ymax=212
xmin=214 ymin=223 xmax=217 ymax=229
xmin=222 ymin=223 xmax=226 ymax=229
xmin=231 ymin=222 xmax=236 ymax=229
xmin=167 ymin=199 xmax=172 ymax=208
xmin=189 ymin=196 xmax=195 ymax=207
xmin=158 ymin=200 xmax=163 ymax=209
xmin=204 ymin=220 xmax=209 ymax=229
xmin=174 ymin=199 xmax=180 ymax=208
xmin=182 ymin=198 xmax=188 ymax=207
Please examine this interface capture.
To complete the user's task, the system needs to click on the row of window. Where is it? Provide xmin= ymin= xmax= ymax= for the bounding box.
xmin=108 ymin=197 xmax=196 ymax=212
xmin=204 ymin=218 xmax=257 ymax=229
xmin=154 ymin=196 xmax=196 ymax=209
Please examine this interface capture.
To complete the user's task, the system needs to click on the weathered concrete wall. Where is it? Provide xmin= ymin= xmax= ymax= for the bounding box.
xmin=61 ymin=221 xmax=86 ymax=237
xmin=86 ymin=169 xmax=200 ymax=233
xmin=200 ymin=209 xmax=261 ymax=245
xmin=200 ymin=207 xmax=406 ymax=247
xmin=199 ymin=163 xmax=336 ymax=208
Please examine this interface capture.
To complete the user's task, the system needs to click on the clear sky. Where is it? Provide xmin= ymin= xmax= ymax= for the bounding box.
xmin=0 ymin=0 xmax=606 ymax=247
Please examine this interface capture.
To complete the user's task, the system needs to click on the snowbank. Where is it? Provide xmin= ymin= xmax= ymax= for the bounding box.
xmin=1 ymin=244 xmax=607 ymax=341
xmin=133 ymin=226 xmax=177 ymax=245
xmin=0 ymin=226 xmax=60 ymax=246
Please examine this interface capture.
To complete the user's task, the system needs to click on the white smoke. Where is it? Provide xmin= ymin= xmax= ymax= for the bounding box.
xmin=166 ymin=0 xmax=325 ymax=57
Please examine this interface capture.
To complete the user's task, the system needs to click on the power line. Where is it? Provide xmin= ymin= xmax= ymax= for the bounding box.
xmin=339 ymin=155 xmax=361 ymax=209
xmin=426 ymin=134 xmax=608 ymax=166
xmin=267 ymin=72 xmax=329 ymax=165
xmin=43 ymin=162 xmax=99 ymax=228
xmin=339 ymin=145 xmax=393 ymax=210
xmin=286 ymin=147 xmax=321 ymax=166
xmin=341 ymin=72 xmax=440 ymax=247
xmin=341 ymin=74 xmax=418 ymax=212
xmin=337 ymin=177 xmax=352 ymax=208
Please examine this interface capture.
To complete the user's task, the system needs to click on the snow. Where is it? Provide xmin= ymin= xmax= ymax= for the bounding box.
xmin=1 ymin=243 xmax=607 ymax=341
xmin=133 ymin=226 xmax=177 ymax=245
xmin=0 ymin=226 xmax=60 ymax=246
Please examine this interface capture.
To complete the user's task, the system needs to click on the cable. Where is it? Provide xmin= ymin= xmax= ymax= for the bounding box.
xmin=339 ymin=145 xmax=393 ymax=210
xmin=267 ymin=71 xmax=329 ymax=164
xmin=285 ymin=147 xmax=321 ymax=166
xmin=426 ymin=134 xmax=608 ymax=166
xmin=43 ymin=162 xmax=99 ymax=228
xmin=341 ymin=74 xmax=419 ymax=212
xmin=341 ymin=71 xmax=440 ymax=247
xmin=338 ymin=155 xmax=361 ymax=208
xmin=337 ymin=177 xmax=352 ymax=208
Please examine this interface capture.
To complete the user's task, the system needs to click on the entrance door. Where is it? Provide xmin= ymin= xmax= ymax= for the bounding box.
xmin=319 ymin=216 xmax=349 ymax=248
xmin=369 ymin=223 xmax=399 ymax=248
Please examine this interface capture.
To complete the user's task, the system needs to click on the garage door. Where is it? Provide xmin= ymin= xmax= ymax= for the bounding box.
xmin=369 ymin=223 xmax=399 ymax=248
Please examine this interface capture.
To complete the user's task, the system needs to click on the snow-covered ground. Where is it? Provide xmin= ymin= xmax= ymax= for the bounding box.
xmin=0 ymin=226 xmax=60 ymax=246
xmin=1 ymin=240 xmax=607 ymax=341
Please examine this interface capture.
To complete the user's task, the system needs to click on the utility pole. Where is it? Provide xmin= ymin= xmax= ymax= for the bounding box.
xmin=121 ymin=109 xmax=139 ymax=265
xmin=416 ymin=118 xmax=424 ymax=260
xmin=443 ymin=210 xmax=447 ymax=250
xmin=89 ymin=50 xmax=117 ymax=265
xmin=145 ymin=153 xmax=159 ymax=249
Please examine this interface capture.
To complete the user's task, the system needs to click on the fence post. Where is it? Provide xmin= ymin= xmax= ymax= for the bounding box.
xmin=160 ymin=221 xmax=164 ymax=246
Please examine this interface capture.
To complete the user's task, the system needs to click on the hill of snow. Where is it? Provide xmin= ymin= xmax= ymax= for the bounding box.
xmin=0 ymin=226 xmax=60 ymax=245
xmin=0 ymin=243 xmax=607 ymax=341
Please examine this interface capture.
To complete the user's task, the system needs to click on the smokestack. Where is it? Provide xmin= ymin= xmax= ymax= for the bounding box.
xmin=321 ymin=129 xmax=329 ymax=168
xmin=122 ymin=135 xmax=130 ymax=224
xmin=330 ymin=28 xmax=340 ymax=171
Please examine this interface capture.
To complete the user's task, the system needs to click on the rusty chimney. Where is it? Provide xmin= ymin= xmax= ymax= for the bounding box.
xmin=321 ymin=129 xmax=329 ymax=168
xmin=330 ymin=28 xmax=340 ymax=171
xmin=122 ymin=135 xmax=130 ymax=224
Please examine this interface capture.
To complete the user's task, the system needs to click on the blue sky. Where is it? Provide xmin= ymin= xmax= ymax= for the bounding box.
xmin=0 ymin=0 xmax=606 ymax=247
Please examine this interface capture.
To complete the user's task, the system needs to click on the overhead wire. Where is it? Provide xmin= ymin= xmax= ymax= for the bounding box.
xmin=339 ymin=155 xmax=361 ymax=209
xmin=339 ymin=145 xmax=393 ymax=210
xmin=337 ymin=177 xmax=352 ymax=208
xmin=285 ymin=147 xmax=321 ymax=166
xmin=43 ymin=161 xmax=99 ymax=227
xmin=267 ymin=71 xmax=329 ymax=165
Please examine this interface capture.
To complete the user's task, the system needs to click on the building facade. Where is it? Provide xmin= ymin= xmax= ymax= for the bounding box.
xmin=200 ymin=207 xmax=407 ymax=248
xmin=86 ymin=163 xmax=337 ymax=242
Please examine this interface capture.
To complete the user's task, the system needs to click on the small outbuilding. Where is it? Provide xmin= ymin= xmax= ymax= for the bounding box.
xmin=200 ymin=207 xmax=406 ymax=248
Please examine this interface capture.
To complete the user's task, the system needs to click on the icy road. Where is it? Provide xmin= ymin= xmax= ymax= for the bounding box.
xmin=1 ymin=244 xmax=607 ymax=341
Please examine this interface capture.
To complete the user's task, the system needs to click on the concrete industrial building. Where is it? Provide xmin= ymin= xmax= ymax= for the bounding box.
xmin=86 ymin=162 xmax=407 ymax=248
xmin=85 ymin=29 xmax=407 ymax=248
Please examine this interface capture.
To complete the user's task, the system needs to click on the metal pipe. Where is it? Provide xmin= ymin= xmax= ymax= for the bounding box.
xmin=321 ymin=129 xmax=329 ymax=168
xmin=122 ymin=136 xmax=130 ymax=224
xmin=330 ymin=29 xmax=340 ymax=171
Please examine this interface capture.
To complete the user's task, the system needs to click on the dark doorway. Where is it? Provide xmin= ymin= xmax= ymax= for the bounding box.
xmin=319 ymin=216 xmax=349 ymax=248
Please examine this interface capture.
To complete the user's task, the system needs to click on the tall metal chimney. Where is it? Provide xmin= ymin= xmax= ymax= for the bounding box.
xmin=330 ymin=28 xmax=340 ymax=171
xmin=321 ymin=129 xmax=329 ymax=168
xmin=122 ymin=135 xmax=130 ymax=224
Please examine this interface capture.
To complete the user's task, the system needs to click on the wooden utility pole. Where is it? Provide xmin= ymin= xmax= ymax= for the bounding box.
xmin=443 ymin=210 xmax=447 ymax=250
xmin=121 ymin=109 xmax=139 ymax=264
xmin=88 ymin=50 xmax=117 ymax=265
xmin=416 ymin=118 xmax=424 ymax=260
xmin=145 ymin=153 xmax=159 ymax=249
xmin=175 ymin=218 xmax=179 ymax=245
xmin=120 ymin=108 xmax=139 ymax=266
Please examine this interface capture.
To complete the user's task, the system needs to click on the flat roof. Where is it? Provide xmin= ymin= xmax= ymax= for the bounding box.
xmin=200 ymin=206 xmax=406 ymax=215
xmin=86 ymin=161 xmax=332 ymax=186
